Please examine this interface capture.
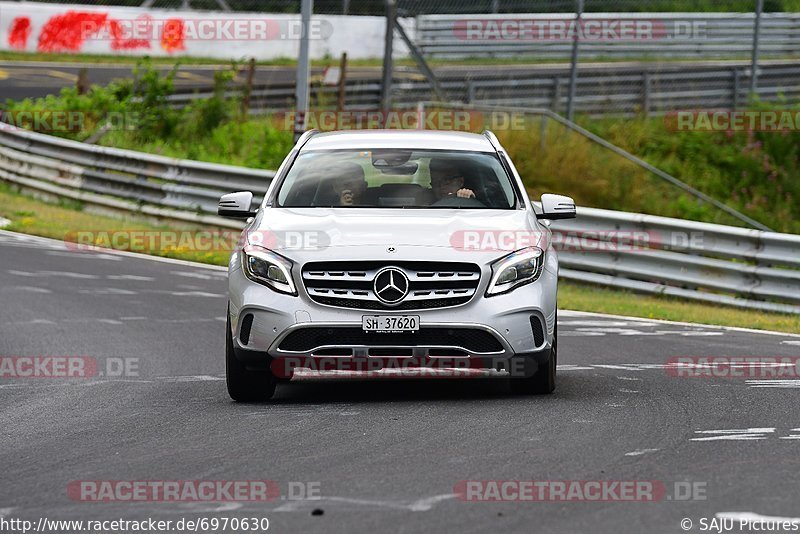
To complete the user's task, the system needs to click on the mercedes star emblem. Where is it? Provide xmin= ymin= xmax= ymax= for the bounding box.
xmin=373 ymin=267 xmax=410 ymax=304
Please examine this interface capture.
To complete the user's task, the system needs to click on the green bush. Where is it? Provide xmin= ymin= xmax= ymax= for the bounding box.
xmin=128 ymin=60 xmax=181 ymax=141
xmin=583 ymin=105 xmax=800 ymax=233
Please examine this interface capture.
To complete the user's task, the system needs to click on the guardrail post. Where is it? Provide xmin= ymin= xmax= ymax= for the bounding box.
xmin=381 ymin=0 xmax=396 ymax=113
xmin=539 ymin=115 xmax=548 ymax=151
xmin=566 ymin=0 xmax=584 ymax=121
xmin=466 ymin=80 xmax=475 ymax=104
xmin=77 ymin=68 xmax=89 ymax=95
xmin=294 ymin=0 xmax=313 ymax=142
xmin=552 ymin=78 xmax=561 ymax=112
xmin=416 ymin=101 xmax=427 ymax=130
xmin=241 ymin=58 xmax=256 ymax=118
xmin=750 ymin=0 xmax=764 ymax=97
xmin=337 ymin=53 xmax=348 ymax=112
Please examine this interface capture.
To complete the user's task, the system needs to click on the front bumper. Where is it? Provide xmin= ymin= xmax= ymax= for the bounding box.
xmin=227 ymin=252 xmax=557 ymax=364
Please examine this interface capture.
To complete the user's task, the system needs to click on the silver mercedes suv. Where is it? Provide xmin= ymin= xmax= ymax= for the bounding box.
xmin=219 ymin=129 xmax=576 ymax=401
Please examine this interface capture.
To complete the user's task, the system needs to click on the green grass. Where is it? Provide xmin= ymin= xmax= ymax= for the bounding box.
xmin=0 ymin=50 xmax=300 ymax=67
xmin=0 ymin=183 xmax=232 ymax=266
xmin=100 ymin=119 xmax=294 ymax=168
xmin=558 ymin=282 xmax=800 ymax=334
xmin=1 ymin=183 xmax=798 ymax=334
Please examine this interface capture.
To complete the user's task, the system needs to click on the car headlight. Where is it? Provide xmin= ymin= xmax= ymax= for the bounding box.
xmin=242 ymin=245 xmax=297 ymax=296
xmin=486 ymin=247 xmax=544 ymax=296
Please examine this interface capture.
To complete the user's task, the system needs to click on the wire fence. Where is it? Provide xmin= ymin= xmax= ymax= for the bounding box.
xmin=10 ymin=0 xmax=800 ymax=14
xmin=399 ymin=1 xmax=800 ymax=118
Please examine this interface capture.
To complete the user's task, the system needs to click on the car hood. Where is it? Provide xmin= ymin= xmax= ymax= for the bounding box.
xmin=247 ymin=208 xmax=545 ymax=263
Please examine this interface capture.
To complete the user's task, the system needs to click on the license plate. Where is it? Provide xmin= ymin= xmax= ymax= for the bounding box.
xmin=362 ymin=315 xmax=420 ymax=333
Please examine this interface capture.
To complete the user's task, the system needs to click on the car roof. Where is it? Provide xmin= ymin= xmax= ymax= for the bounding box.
xmin=301 ymin=129 xmax=497 ymax=152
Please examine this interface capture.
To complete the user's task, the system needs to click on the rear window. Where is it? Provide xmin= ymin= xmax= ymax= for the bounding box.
xmin=276 ymin=149 xmax=516 ymax=209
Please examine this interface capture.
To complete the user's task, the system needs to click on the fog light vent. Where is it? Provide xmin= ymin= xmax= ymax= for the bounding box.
xmin=240 ymin=314 xmax=254 ymax=345
xmin=530 ymin=316 xmax=545 ymax=347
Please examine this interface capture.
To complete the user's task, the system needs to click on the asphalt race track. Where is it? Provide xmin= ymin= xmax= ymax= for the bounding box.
xmin=1 ymin=230 xmax=799 ymax=533
xmin=0 ymin=62 xmax=327 ymax=101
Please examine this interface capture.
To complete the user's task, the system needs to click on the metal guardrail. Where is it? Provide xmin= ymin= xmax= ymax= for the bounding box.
xmin=0 ymin=123 xmax=798 ymax=314
xmin=416 ymin=13 xmax=800 ymax=60
xmin=451 ymin=61 xmax=800 ymax=116
xmin=168 ymin=79 xmax=384 ymax=115
xmin=551 ymin=209 xmax=800 ymax=315
xmin=169 ymin=60 xmax=800 ymax=117
xmin=0 ymin=125 xmax=271 ymax=229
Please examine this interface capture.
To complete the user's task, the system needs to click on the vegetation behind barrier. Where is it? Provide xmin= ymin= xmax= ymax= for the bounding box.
xmin=2 ymin=61 xmax=798 ymax=233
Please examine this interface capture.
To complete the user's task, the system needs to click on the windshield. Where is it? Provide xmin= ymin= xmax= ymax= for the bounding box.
xmin=276 ymin=149 xmax=516 ymax=209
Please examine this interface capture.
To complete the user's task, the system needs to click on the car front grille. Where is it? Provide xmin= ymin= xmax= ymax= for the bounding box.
xmin=301 ymin=261 xmax=481 ymax=310
xmin=277 ymin=327 xmax=504 ymax=354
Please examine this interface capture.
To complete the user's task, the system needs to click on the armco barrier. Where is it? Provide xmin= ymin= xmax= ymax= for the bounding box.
xmin=0 ymin=124 xmax=798 ymax=313
xmin=550 ymin=211 xmax=800 ymax=314
xmin=0 ymin=125 xmax=271 ymax=229
xmin=168 ymin=60 xmax=800 ymax=118
xmin=416 ymin=13 xmax=800 ymax=60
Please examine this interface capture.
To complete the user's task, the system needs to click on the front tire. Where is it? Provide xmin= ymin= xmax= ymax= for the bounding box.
xmin=509 ymin=323 xmax=557 ymax=395
xmin=226 ymin=307 xmax=276 ymax=402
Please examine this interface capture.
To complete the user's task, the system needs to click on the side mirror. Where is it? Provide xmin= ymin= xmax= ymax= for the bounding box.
xmin=218 ymin=192 xmax=257 ymax=218
xmin=538 ymin=194 xmax=576 ymax=220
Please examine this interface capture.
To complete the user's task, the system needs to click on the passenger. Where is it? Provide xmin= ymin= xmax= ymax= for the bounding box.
xmin=330 ymin=163 xmax=368 ymax=206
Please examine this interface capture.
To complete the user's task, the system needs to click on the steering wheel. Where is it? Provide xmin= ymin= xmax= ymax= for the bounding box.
xmin=431 ymin=196 xmax=486 ymax=208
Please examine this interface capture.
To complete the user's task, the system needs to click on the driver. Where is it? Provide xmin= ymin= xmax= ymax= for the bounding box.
xmin=429 ymin=158 xmax=475 ymax=201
